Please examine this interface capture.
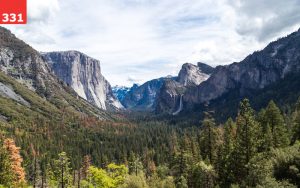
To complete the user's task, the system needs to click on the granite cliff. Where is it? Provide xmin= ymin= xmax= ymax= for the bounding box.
xmin=42 ymin=51 xmax=123 ymax=110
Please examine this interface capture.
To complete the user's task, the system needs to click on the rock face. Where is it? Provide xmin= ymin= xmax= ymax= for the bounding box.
xmin=42 ymin=51 xmax=123 ymax=110
xmin=0 ymin=26 xmax=111 ymax=119
xmin=121 ymin=78 xmax=169 ymax=111
xmin=184 ymin=28 xmax=300 ymax=106
xmin=156 ymin=29 xmax=300 ymax=115
xmin=176 ymin=30 xmax=300 ymax=116
xmin=121 ymin=63 xmax=213 ymax=112
xmin=155 ymin=79 xmax=186 ymax=114
xmin=0 ymin=81 xmax=30 ymax=106
xmin=197 ymin=62 xmax=215 ymax=75
xmin=155 ymin=63 xmax=213 ymax=114
xmin=0 ymin=28 xmax=50 ymax=92
xmin=177 ymin=63 xmax=211 ymax=86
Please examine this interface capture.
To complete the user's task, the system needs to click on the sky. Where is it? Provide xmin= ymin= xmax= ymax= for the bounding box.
xmin=5 ymin=0 xmax=300 ymax=86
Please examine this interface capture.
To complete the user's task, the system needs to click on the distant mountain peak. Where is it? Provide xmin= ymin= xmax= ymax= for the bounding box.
xmin=112 ymin=85 xmax=131 ymax=102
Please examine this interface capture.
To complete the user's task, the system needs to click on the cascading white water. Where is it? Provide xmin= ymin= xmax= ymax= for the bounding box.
xmin=172 ymin=95 xmax=183 ymax=115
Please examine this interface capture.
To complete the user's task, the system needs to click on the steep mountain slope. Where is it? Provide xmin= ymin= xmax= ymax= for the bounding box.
xmin=155 ymin=79 xmax=187 ymax=115
xmin=179 ymin=28 xmax=300 ymax=119
xmin=155 ymin=63 xmax=214 ymax=114
xmin=0 ymin=70 xmax=62 ymax=123
xmin=186 ymin=29 xmax=300 ymax=103
xmin=0 ymin=26 xmax=111 ymax=119
xmin=42 ymin=51 xmax=123 ymax=110
xmin=122 ymin=62 xmax=213 ymax=112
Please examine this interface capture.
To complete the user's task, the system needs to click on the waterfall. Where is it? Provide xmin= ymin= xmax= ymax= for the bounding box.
xmin=172 ymin=95 xmax=183 ymax=115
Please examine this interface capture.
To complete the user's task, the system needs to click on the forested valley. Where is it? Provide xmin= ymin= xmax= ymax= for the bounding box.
xmin=0 ymin=98 xmax=300 ymax=188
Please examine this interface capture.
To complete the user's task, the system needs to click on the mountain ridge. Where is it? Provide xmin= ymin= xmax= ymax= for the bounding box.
xmin=120 ymin=62 xmax=213 ymax=112
xmin=0 ymin=26 xmax=112 ymax=119
xmin=185 ymin=28 xmax=300 ymax=105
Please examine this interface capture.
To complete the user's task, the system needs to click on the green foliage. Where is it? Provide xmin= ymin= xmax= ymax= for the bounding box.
xmin=128 ymin=153 xmax=144 ymax=176
xmin=223 ymin=118 xmax=236 ymax=157
xmin=292 ymin=106 xmax=300 ymax=143
xmin=175 ymin=175 xmax=188 ymax=188
xmin=199 ymin=112 xmax=219 ymax=164
xmin=219 ymin=118 xmax=236 ymax=186
xmin=248 ymin=142 xmax=300 ymax=187
xmin=120 ymin=173 xmax=148 ymax=188
xmin=263 ymin=101 xmax=290 ymax=148
xmin=170 ymin=149 xmax=193 ymax=185
xmin=156 ymin=165 xmax=169 ymax=179
xmin=48 ymin=152 xmax=73 ymax=187
xmin=257 ymin=109 xmax=273 ymax=152
xmin=2 ymin=25 xmax=300 ymax=187
xmin=107 ymin=163 xmax=128 ymax=186
xmin=83 ymin=164 xmax=128 ymax=188
xmin=149 ymin=174 xmax=176 ymax=188
xmin=85 ymin=166 xmax=115 ymax=188
xmin=190 ymin=161 xmax=216 ymax=188
xmin=1 ymin=96 xmax=300 ymax=187
xmin=233 ymin=99 xmax=259 ymax=184
xmin=272 ymin=143 xmax=300 ymax=186
xmin=0 ymin=142 xmax=14 ymax=187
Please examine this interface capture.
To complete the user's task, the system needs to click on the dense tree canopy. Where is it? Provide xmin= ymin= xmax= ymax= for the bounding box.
xmin=0 ymin=98 xmax=300 ymax=187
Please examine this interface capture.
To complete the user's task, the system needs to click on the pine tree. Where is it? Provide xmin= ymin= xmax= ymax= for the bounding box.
xmin=171 ymin=142 xmax=194 ymax=188
xmin=200 ymin=112 xmax=219 ymax=164
xmin=3 ymin=138 xmax=26 ymax=186
xmin=257 ymin=109 xmax=273 ymax=152
xmin=233 ymin=99 xmax=259 ymax=184
xmin=50 ymin=152 xmax=73 ymax=188
xmin=223 ymin=118 xmax=236 ymax=158
xmin=263 ymin=101 xmax=289 ymax=148
xmin=128 ymin=153 xmax=144 ymax=176
xmin=0 ymin=141 xmax=14 ymax=187
xmin=219 ymin=118 xmax=236 ymax=186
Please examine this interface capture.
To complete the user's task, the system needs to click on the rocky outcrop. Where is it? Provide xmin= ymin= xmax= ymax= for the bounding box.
xmin=197 ymin=62 xmax=215 ymax=75
xmin=176 ymin=63 xmax=211 ymax=86
xmin=0 ymin=81 xmax=30 ymax=106
xmin=0 ymin=28 xmax=50 ymax=93
xmin=184 ymin=28 xmax=300 ymax=105
xmin=0 ymin=26 xmax=110 ymax=118
xmin=155 ymin=79 xmax=186 ymax=114
xmin=122 ymin=63 xmax=213 ymax=113
xmin=155 ymin=63 xmax=213 ymax=114
xmin=42 ymin=51 xmax=123 ymax=110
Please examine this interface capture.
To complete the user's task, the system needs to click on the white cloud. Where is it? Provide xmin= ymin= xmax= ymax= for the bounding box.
xmin=5 ymin=0 xmax=300 ymax=86
xmin=227 ymin=0 xmax=300 ymax=41
xmin=27 ymin=0 xmax=59 ymax=23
